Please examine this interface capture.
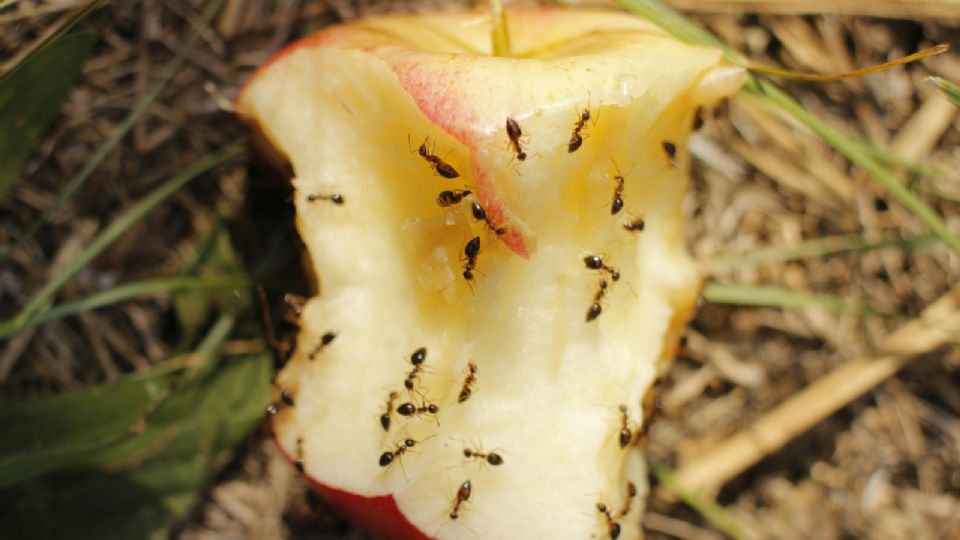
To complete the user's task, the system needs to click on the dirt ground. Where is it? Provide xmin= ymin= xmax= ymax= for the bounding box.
xmin=2 ymin=1 xmax=959 ymax=539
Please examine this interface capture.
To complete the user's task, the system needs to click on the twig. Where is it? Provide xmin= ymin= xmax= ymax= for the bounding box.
xmin=671 ymin=283 xmax=960 ymax=497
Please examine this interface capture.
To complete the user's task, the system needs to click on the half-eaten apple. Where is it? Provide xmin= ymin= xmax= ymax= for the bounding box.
xmin=237 ymin=7 xmax=743 ymax=540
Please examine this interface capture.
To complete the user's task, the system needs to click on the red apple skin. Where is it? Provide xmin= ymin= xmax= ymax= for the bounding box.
xmin=276 ymin=439 xmax=431 ymax=540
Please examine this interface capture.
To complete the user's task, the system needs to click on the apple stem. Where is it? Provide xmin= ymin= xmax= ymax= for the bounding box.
xmin=489 ymin=0 xmax=511 ymax=57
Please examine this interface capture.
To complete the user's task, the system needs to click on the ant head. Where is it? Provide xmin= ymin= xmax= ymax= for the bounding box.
xmin=584 ymin=255 xmax=603 ymax=270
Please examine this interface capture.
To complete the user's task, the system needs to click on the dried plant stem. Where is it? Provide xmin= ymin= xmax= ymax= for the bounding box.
xmin=672 ymin=283 xmax=960 ymax=497
xmin=707 ymin=233 xmax=940 ymax=272
xmin=490 ymin=0 xmax=511 ymax=57
xmin=661 ymin=0 xmax=960 ymax=19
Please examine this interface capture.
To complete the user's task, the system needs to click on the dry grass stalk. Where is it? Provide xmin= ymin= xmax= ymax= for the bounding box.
xmin=671 ymin=283 xmax=960 ymax=498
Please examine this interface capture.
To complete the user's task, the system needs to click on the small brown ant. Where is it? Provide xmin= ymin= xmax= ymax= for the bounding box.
xmin=661 ymin=141 xmax=677 ymax=167
xmin=306 ymin=193 xmax=344 ymax=205
xmin=584 ymin=255 xmax=620 ymax=282
xmin=596 ymin=502 xmax=622 ymax=539
xmin=457 ymin=361 xmax=478 ymax=403
xmin=380 ymin=391 xmax=399 ymax=431
xmin=568 ymin=107 xmax=591 ymax=153
xmin=505 ymin=117 xmax=527 ymax=161
xmin=623 ymin=217 xmax=645 ymax=233
xmin=617 ymin=482 xmax=638 ymax=517
xmin=404 ymin=346 xmax=428 ymax=391
xmin=266 ymin=386 xmax=295 ymax=416
xmin=470 ymin=202 xmax=505 ymax=236
xmin=397 ymin=399 xmax=440 ymax=418
xmin=308 ymin=330 xmax=337 ymax=360
xmin=463 ymin=447 xmax=503 ymax=466
xmin=462 ymin=236 xmax=481 ymax=281
xmin=437 ymin=189 xmax=472 ymax=208
xmin=586 ymin=280 xmax=609 ymax=322
xmin=379 ymin=438 xmax=417 ymax=467
xmin=610 ymin=171 xmax=625 ymax=215
xmin=617 ymin=405 xmax=634 ymax=449
xmin=294 ymin=437 xmax=305 ymax=476
xmin=449 ymin=480 xmax=472 ymax=519
xmin=412 ymin=136 xmax=459 ymax=179
xmin=637 ymin=381 xmax=665 ymax=443
xmin=693 ymin=106 xmax=705 ymax=131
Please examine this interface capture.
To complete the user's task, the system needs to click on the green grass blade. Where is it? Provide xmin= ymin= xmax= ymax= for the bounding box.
xmin=618 ymin=0 xmax=960 ymax=256
xmin=0 ymin=274 xmax=250 ymax=338
xmin=929 ymin=76 xmax=960 ymax=108
xmin=0 ymin=33 xmax=95 ymax=200
xmin=0 ymin=0 xmax=227 ymax=265
xmin=704 ymin=282 xmax=901 ymax=318
xmin=648 ymin=459 xmax=746 ymax=540
xmin=0 ymin=139 xmax=245 ymax=337
xmin=708 ymin=233 xmax=940 ymax=272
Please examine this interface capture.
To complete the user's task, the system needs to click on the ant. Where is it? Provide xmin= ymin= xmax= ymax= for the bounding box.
xmin=568 ymin=107 xmax=591 ymax=153
xmin=584 ymin=255 xmax=620 ymax=282
xmin=412 ymin=136 xmax=459 ymax=179
xmin=693 ymin=106 xmax=705 ymax=131
xmin=505 ymin=117 xmax=527 ymax=161
xmin=404 ymin=346 xmax=428 ymax=391
xmin=596 ymin=502 xmax=622 ymax=539
xmin=623 ymin=217 xmax=645 ymax=233
xmin=617 ymin=482 xmax=638 ymax=517
xmin=449 ymin=480 xmax=472 ymax=519
xmin=380 ymin=391 xmax=399 ymax=431
xmin=470 ymin=202 xmax=505 ymax=236
xmin=306 ymin=193 xmax=344 ymax=205
xmin=308 ymin=330 xmax=338 ymax=360
xmin=463 ymin=447 xmax=503 ymax=466
xmin=266 ymin=385 xmax=295 ymax=416
xmin=617 ymin=405 xmax=634 ymax=449
xmin=610 ymin=173 xmax=625 ymax=215
xmin=294 ymin=437 xmax=305 ymax=475
xmin=457 ymin=361 xmax=478 ymax=403
xmin=462 ymin=236 xmax=481 ymax=281
xmin=586 ymin=279 xmax=609 ymax=322
xmin=637 ymin=381 xmax=665 ymax=443
xmin=379 ymin=438 xmax=417 ymax=467
xmin=661 ymin=141 xmax=678 ymax=167
xmin=397 ymin=399 xmax=440 ymax=418
xmin=437 ymin=188 xmax=472 ymax=208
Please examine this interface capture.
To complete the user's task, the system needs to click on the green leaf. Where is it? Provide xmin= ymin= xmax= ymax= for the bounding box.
xmin=0 ymin=33 xmax=95 ymax=200
xmin=0 ymin=352 xmax=271 ymax=539
xmin=0 ymin=313 xmax=272 ymax=538
xmin=0 ymin=373 xmax=175 ymax=489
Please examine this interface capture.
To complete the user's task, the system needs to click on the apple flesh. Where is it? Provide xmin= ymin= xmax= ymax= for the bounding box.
xmin=237 ymin=7 xmax=743 ymax=540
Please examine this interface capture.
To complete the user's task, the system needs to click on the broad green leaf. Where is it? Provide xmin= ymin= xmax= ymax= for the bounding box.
xmin=0 ymin=353 xmax=271 ymax=539
xmin=0 ymin=33 xmax=95 ymax=200
xmin=0 ymin=373 xmax=176 ymax=488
